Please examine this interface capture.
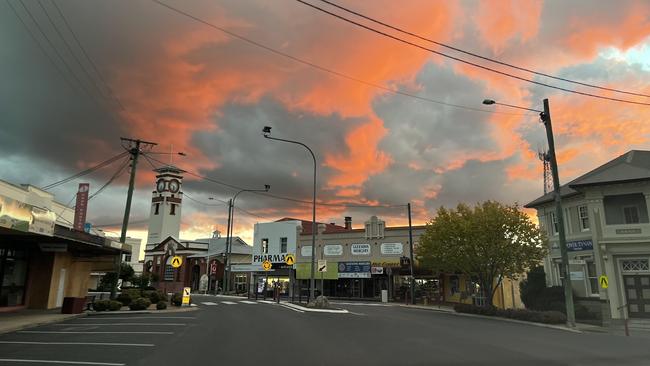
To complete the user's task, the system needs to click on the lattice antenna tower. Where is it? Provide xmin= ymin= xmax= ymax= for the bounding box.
xmin=538 ymin=149 xmax=552 ymax=194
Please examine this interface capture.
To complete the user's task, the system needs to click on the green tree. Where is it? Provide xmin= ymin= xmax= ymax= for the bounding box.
xmin=417 ymin=201 xmax=547 ymax=307
xmin=119 ymin=263 xmax=135 ymax=282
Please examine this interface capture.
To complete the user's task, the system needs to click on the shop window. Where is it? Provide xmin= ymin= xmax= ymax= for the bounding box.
xmin=579 ymin=205 xmax=589 ymax=231
xmin=586 ymin=261 xmax=598 ymax=295
xmin=280 ymin=237 xmax=287 ymax=253
xmin=170 ymin=203 xmax=176 ymax=215
xmin=262 ymin=238 xmax=269 ymax=254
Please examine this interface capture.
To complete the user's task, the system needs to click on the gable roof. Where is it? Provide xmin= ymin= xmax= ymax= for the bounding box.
xmin=524 ymin=185 xmax=580 ymax=208
xmin=187 ymin=236 xmax=251 ymax=258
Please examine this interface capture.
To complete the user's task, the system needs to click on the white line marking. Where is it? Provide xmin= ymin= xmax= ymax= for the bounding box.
xmin=0 ymin=341 xmax=154 ymax=347
xmin=239 ymin=301 xmax=257 ymax=304
xmin=330 ymin=302 xmax=391 ymax=306
xmin=18 ymin=331 xmax=173 ymax=335
xmin=279 ymin=304 xmax=304 ymax=313
xmin=53 ymin=323 xmax=185 ymax=326
xmin=79 ymin=317 xmax=195 ymax=320
xmin=221 ymin=301 xmax=237 ymax=305
xmin=258 ymin=300 xmax=275 ymax=304
xmin=0 ymin=359 xmax=124 ymax=365
xmin=200 ymin=302 xmax=218 ymax=306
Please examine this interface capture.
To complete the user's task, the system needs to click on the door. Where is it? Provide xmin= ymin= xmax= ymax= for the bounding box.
xmin=624 ymin=275 xmax=650 ymax=318
xmin=56 ymin=268 xmax=66 ymax=308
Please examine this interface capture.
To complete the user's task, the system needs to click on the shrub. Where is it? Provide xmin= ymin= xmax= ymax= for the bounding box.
xmin=541 ymin=311 xmax=567 ymax=324
xmin=109 ymin=300 xmax=123 ymax=311
xmin=93 ymin=299 xmax=111 ymax=311
xmin=129 ymin=297 xmax=152 ymax=311
xmin=142 ymin=290 xmax=167 ymax=304
xmin=121 ymin=288 xmax=142 ymax=300
xmin=115 ymin=293 xmax=132 ymax=306
xmin=454 ymin=303 xmax=567 ymax=324
xmin=157 ymin=291 xmax=168 ymax=303
xmin=156 ymin=301 xmax=168 ymax=310
xmin=171 ymin=293 xmax=183 ymax=307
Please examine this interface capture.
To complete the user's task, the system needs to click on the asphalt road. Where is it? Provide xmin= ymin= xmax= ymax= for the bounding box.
xmin=1 ymin=295 xmax=649 ymax=366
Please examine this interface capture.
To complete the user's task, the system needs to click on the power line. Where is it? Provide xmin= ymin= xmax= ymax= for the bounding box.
xmin=89 ymin=156 xmax=130 ymax=200
xmin=183 ymin=192 xmax=228 ymax=207
xmin=149 ymin=0 xmax=529 ymax=116
xmin=50 ymin=0 xmax=126 ymax=110
xmin=297 ymin=0 xmax=650 ymax=107
xmin=317 ymin=0 xmax=650 ymax=99
xmin=41 ymin=151 xmax=129 ymax=190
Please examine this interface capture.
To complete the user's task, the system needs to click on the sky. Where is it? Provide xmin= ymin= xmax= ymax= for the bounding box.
xmin=2 ymin=0 xmax=650 ymax=246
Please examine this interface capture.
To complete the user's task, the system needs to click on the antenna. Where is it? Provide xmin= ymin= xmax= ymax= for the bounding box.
xmin=538 ymin=149 xmax=552 ymax=194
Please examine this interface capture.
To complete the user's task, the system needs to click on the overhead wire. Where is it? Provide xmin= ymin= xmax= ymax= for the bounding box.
xmin=89 ymin=156 xmax=130 ymax=200
xmin=150 ymin=0 xmax=529 ymax=116
xmin=41 ymin=151 xmax=129 ymax=190
xmin=297 ymin=0 xmax=650 ymax=107
xmin=316 ymin=0 xmax=650 ymax=99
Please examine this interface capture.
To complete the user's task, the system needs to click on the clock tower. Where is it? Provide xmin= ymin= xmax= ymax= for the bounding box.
xmin=146 ymin=165 xmax=185 ymax=245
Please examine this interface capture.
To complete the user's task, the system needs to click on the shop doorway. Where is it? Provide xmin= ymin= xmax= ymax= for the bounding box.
xmin=624 ymin=275 xmax=650 ymax=318
xmin=0 ymin=248 xmax=29 ymax=307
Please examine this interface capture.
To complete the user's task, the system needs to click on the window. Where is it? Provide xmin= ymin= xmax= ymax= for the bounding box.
xmin=262 ymin=238 xmax=269 ymax=254
xmin=550 ymin=212 xmax=559 ymax=235
xmin=124 ymin=254 xmax=132 ymax=262
xmin=556 ymin=262 xmax=566 ymax=283
xmin=164 ymin=265 xmax=174 ymax=281
xmin=624 ymin=206 xmax=640 ymax=224
xmin=154 ymin=203 xmax=160 ymax=215
xmin=170 ymin=203 xmax=176 ymax=215
xmin=622 ymin=259 xmax=650 ymax=272
xmin=280 ymin=237 xmax=287 ymax=253
xmin=586 ymin=261 xmax=598 ymax=295
xmin=579 ymin=205 xmax=589 ymax=231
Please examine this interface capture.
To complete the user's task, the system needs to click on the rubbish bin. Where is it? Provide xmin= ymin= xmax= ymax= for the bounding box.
xmin=381 ymin=289 xmax=388 ymax=303
xmin=61 ymin=297 xmax=86 ymax=314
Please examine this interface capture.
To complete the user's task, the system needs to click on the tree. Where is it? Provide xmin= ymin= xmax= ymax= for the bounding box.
xmin=520 ymin=266 xmax=547 ymax=309
xmin=119 ymin=263 xmax=135 ymax=282
xmin=417 ymin=201 xmax=547 ymax=307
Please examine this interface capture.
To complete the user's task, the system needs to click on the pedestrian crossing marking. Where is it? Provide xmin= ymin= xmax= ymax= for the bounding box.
xmin=201 ymin=302 xmax=218 ymax=306
xmin=240 ymin=301 xmax=257 ymax=304
xmin=221 ymin=301 xmax=237 ymax=305
xmin=258 ymin=300 xmax=275 ymax=304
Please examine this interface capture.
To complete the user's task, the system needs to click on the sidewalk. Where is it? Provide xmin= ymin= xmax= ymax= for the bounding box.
xmin=0 ymin=309 xmax=87 ymax=334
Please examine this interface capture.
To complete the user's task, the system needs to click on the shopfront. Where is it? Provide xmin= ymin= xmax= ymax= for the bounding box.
xmin=0 ymin=247 xmax=28 ymax=307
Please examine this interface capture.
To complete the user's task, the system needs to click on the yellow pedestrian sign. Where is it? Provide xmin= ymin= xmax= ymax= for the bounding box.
xmin=182 ymin=287 xmax=191 ymax=305
xmin=599 ymin=275 xmax=608 ymax=289
xmin=285 ymin=254 xmax=296 ymax=266
xmin=171 ymin=256 xmax=183 ymax=268
xmin=262 ymin=260 xmax=272 ymax=271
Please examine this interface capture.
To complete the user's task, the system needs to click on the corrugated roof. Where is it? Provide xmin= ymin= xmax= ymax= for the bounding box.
xmin=524 ymin=185 xmax=580 ymax=208
xmin=186 ymin=236 xmax=251 ymax=258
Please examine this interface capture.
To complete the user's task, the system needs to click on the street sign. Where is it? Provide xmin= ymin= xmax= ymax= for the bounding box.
xmin=285 ymin=254 xmax=296 ymax=266
xmin=318 ymin=259 xmax=327 ymax=272
xmin=171 ymin=256 xmax=183 ymax=268
xmin=182 ymin=287 xmax=191 ymax=305
xmin=210 ymin=261 xmax=217 ymax=275
xmin=599 ymin=275 xmax=609 ymax=289
xmin=262 ymin=260 xmax=272 ymax=271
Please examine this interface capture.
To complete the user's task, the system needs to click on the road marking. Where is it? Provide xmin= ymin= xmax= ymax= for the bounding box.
xmin=201 ymin=302 xmax=218 ymax=306
xmin=53 ymin=323 xmax=186 ymax=326
xmin=330 ymin=302 xmax=391 ymax=307
xmin=78 ymin=317 xmax=195 ymax=320
xmin=0 ymin=359 xmax=124 ymax=365
xmin=221 ymin=301 xmax=237 ymax=305
xmin=18 ymin=331 xmax=173 ymax=335
xmin=279 ymin=304 xmax=304 ymax=313
xmin=258 ymin=300 xmax=275 ymax=304
xmin=0 ymin=341 xmax=154 ymax=347
xmin=239 ymin=301 xmax=257 ymax=304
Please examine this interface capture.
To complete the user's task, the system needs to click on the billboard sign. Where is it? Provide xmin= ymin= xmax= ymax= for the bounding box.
xmin=73 ymin=183 xmax=90 ymax=231
xmin=338 ymin=261 xmax=371 ymax=278
xmin=0 ymin=194 xmax=55 ymax=236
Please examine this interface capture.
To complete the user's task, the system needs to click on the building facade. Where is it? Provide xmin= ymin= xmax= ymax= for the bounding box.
xmin=526 ymin=150 xmax=650 ymax=326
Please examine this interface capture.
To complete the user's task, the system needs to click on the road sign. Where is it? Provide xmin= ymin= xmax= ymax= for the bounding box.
xmin=285 ymin=254 xmax=296 ymax=266
xmin=262 ymin=260 xmax=272 ymax=271
xmin=210 ymin=261 xmax=217 ymax=275
xmin=182 ymin=287 xmax=191 ymax=305
xmin=599 ymin=275 xmax=609 ymax=289
xmin=171 ymin=256 xmax=182 ymax=268
xmin=318 ymin=259 xmax=327 ymax=272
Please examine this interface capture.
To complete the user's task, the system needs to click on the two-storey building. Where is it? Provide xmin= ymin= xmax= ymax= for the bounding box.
xmin=526 ymin=150 xmax=650 ymax=326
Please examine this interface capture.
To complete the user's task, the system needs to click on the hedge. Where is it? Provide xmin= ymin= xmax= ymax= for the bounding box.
xmin=115 ymin=293 xmax=132 ymax=306
xmin=129 ymin=297 xmax=152 ymax=311
xmin=454 ymin=304 xmax=567 ymax=324
xmin=171 ymin=293 xmax=183 ymax=307
xmin=93 ymin=299 xmax=111 ymax=311
xmin=156 ymin=301 xmax=168 ymax=310
xmin=108 ymin=300 xmax=123 ymax=311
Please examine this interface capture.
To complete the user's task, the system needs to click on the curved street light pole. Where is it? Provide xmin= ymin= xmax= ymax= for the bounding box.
xmin=262 ymin=126 xmax=318 ymax=302
xmin=224 ymin=185 xmax=270 ymax=293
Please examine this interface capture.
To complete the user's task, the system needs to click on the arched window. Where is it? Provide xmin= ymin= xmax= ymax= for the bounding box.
xmin=164 ymin=256 xmax=175 ymax=281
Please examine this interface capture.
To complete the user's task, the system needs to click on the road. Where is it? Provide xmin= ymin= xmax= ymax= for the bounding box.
xmin=0 ymin=295 xmax=648 ymax=366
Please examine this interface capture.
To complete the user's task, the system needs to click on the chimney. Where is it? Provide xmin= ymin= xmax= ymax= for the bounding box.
xmin=344 ymin=216 xmax=352 ymax=230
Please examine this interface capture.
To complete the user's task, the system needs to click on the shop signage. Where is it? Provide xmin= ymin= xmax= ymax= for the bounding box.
xmin=230 ymin=263 xmax=268 ymax=272
xmin=39 ymin=243 xmax=67 ymax=252
xmin=0 ymin=194 xmax=55 ymax=236
xmin=324 ymin=244 xmax=343 ymax=256
xmin=73 ymin=183 xmax=89 ymax=231
xmin=338 ymin=261 xmax=371 ymax=278
xmin=569 ymin=271 xmax=584 ymax=280
xmin=262 ymin=260 xmax=272 ymax=271
xmin=566 ymin=240 xmax=593 ymax=252
xmin=351 ymin=243 xmax=371 ymax=255
xmin=380 ymin=243 xmax=403 ymax=255
xmin=372 ymin=259 xmax=401 ymax=268
xmin=300 ymin=246 xmax=312 ymax=257
xmin=253 ymin=253 xmax=294 ymax=264
xmin=371 ymin=266 xmax=384 ymax=275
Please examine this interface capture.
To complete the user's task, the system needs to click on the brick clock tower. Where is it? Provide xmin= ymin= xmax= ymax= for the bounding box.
xmin=146 ymin=165 xmax=185 ymax=246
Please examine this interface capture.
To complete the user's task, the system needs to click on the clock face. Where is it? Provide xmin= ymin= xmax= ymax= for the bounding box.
xmin=156 ymin=179 xmax=166 ymax=192
xmin=168 ymin=179 xmax=180 ymax=193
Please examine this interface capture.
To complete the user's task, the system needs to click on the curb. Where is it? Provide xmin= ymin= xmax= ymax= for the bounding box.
xmin=87 ymin=307 xmax=199 ymax=316
xmin=401 ymin=305 xmax=581 ymax=333
xmin=281 ymin=302 xmax=349 ymax=314
xmin=0 ymin=313 xmax=87 ymax=335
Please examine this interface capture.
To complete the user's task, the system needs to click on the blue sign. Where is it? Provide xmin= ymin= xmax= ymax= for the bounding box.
xmin=83 ymin=222 xmax=92 ymax=233
xmin=566 ymin=240 xmax=593 ymax=252
xmin=338 ymin=261 xmax=371 ymax=273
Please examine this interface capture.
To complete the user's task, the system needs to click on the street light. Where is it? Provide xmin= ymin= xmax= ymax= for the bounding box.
xmin=262 ymin=125 xmax=318 ymax=302
xmin=223 ymin=184 xmax=271 ymax=293
xmin=483 ymin=97 xmax=576 ymax=327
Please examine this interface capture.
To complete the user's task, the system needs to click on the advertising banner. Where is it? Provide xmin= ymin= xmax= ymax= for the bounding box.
xmin=73 ymin=183 xmax=89 ymax=231
xmin=338 ymin=261 xmax=371 ymax=278
xmin=0 ymin=194 xmax=55 ymax=236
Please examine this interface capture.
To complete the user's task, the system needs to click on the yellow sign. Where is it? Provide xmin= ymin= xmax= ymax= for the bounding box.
xmin=182 ymin=287 xmax=190 ymax=305
xmin=599 ymin=275 xmax=608 ymax=289
xmin=171 ymin=256 xmax=183 ymax=268
xmin=285 ymin=254 xmax=296 ymax=266
xmin=262 ymin=260 xmax=272 ymax=271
